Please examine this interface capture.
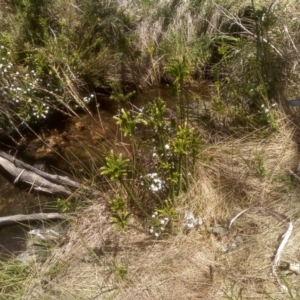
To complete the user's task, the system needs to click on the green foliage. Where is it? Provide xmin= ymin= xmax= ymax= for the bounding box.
xmin=165 ymin=57 xmax=190 ymax=93
xmin=114 ymin=108 xmax=147 ymax=137
xmin=100 ymin=151 xmax=129 ymax=181
xmin=104 ymin=95 xmax=201 ymax=232
xmin=253 ymin=151 xmax=268 ymax=178
xmin=109 ymin=81 xmax=136 ymax=104
xmin=173 ymin=123 xmax=200 ymax=155
xmin=56 ymin=197 xmax=78 ymax=213
xmin=114 ymin=263 xmax=128 ymax=281
xmin=0 ymin=259 xmax=34 ymax=297
xmin=110 ymin=196 xmax=132 ymax=232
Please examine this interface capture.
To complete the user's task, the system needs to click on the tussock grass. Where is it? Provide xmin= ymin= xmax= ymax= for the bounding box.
xmin=2 ymin=0 xmax=300 ymax=298
xmin=5 ymin=112 xmax=299 ymax=299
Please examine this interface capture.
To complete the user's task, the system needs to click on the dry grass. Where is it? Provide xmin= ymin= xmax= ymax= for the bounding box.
xmin=17 ymin=112 xmax=300 ymax=300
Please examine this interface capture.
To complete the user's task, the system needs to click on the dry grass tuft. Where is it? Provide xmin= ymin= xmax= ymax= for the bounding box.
xmin=21 ymin=114 xmax=300 ymax=299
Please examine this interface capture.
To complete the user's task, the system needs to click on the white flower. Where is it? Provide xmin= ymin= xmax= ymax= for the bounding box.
xmin=165 ymin=144 xmax=170 ymax=150
xmin=147 ymin=172 xmax=157 ymax=179
xmin=154 ymin=232 xmax=159 ymax=237
xmin=152 ymin=152 xmax=157 ymax=158
xmin=271 ymin=103 xmax=277 ymax=107
xmin=261 ymin=104 xmax=265 ymax=108
xmin=265 ymin=109 xmax=269 ymax=113
xmin=149 ymin=227 xmax=154 ymax=234
xmin=187 ymin=222 xmax=194 ymax=229
xmin=160 ymin=220 xmax=165 ymax=225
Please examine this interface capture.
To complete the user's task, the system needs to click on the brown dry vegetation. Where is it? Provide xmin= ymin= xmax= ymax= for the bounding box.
xmin=2 ymin=0 xmax=300 ymax=299
xmin=16 ymin=111 xmax=300 ymax=300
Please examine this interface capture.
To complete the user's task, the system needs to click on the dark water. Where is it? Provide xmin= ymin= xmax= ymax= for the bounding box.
xmin=0 ymin=84 xmax=212 ymax=259
xmin=0 ymin=172 xmax=57 ymax=259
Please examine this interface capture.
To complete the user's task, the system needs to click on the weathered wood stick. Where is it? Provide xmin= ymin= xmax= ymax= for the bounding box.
xmin=0 ymin=156 xmax=71 ymax=196
xmin=0 ymin=151 xmax=98 ymax=196
xmin=0 ymin=213 xmax=68 ymax=226
xmin=0 ymin=150 xmax=81 ymax=189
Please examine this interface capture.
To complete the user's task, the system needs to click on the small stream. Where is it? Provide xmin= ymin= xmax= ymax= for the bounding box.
xmin=0 ymin=84 xmax=212 ymax=260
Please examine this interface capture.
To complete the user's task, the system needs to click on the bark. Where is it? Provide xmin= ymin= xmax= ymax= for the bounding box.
xmin=0 ymin=151 xmax=97 ymax=196
xmin=0 ymin=212 xmax=68 ymax=226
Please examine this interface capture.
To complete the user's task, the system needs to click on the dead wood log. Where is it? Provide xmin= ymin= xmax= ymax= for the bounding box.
xmin=0 ymin=213 xmax=68 ymax=227
xmin=0 ymin=150 xmax=82 ymax=189
xmin=0 ymin=156 xmax=72 ymax=195
xmin=0 ymin=150 xmax=97 ymax=196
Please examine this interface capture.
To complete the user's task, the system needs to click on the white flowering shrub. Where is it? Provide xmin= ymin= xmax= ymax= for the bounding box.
xmin=0 ymin=45 xmax=54 ymax=127
xmin=0 ymin=43 xmax=97 ymax=131
xmin=102 ymin=97 xmax=201 ymax=235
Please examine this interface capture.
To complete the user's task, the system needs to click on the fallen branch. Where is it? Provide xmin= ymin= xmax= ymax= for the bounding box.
xmin=0 ymin=156 xmax=73 ymax=195
xmin=0 ymin=213 xmax=68 ymax=227
xmin=0 ymin=151 xmax=97 ymax=196
xmin=0 ymin=150 xmax=82 ymax=189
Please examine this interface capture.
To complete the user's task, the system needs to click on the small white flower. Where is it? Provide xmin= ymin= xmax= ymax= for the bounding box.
xmin=7 ymin=51 xmax=10 ymax=55
xmin=160 ymin=220 xmax=165 ymax=225
xmin=160 ymin=227 xmax=165 ymax=231
xmin=152 ymin=152 xmax=157 ymax=158
xmin=154 ymin=232 xmax=159 ymax=237
xmin=165 ymin=144 xmax=170 ymax=150
xmin=187 ymin=222 xmax=194 ymax=229
xmin=149 ymin=227 xmax=154 ymax=234
xmin=265 ymin=108 xmax=269 ymax=113
xmin=0 ymin=46 xmax=4 ymax=49
xmin=271 ymin=103 xmax=277 ymax=107
xmin=261 ymin=104 xmax=265 ymax=108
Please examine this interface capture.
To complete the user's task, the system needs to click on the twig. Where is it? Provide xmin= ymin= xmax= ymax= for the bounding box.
xmin=0 ymin=213 xmax=69 ymax=227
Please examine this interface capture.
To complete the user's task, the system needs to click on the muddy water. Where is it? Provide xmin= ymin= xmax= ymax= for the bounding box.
xmin=0 ymin=84 xmax=213 ymax=259
xmin=0 ymin=172 xmax=57 ymax=259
